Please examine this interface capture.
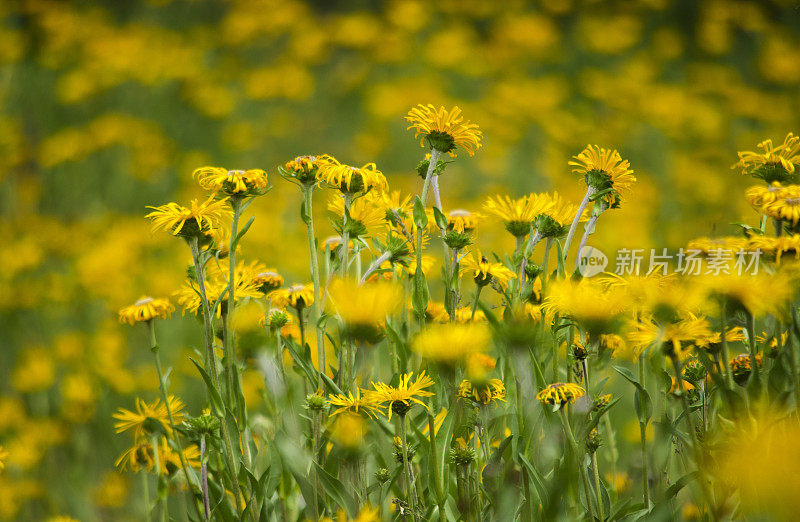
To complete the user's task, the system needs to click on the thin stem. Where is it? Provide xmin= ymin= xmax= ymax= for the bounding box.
xmin=142 ymin=470 xmax=152 ymax=522
xmin=398 ymin=415 xmax=420 ymax=522
xmin=574 ymin=211 xmax=602 ymax=273
xmin=559 ymin=407 xmax=597 ymax=521
xmin=200 ymin=435 xmax=210 ymax=522
xmin=427 ymin=413 xmax=446 ymax=522
xmin=637 ymin=356 xmax=650 ymax=508
xmin=151 ymin=434 xmax=166 ymax=522
xmin=602 ymin=414 xmax=618 ymax=501
xmin=719 ymin=301 xmax=735 ymax=390
xmin=225 ymin=197 xmax=241 ymax=402
xmin=470 ymin=285 xmax=484 ymax=320
xmin=339 ymin=193 xmax=353 ymax=277
xmin=302 ymin=185 xmax=326 ymax=387
xmin=591 ymin=452 xmax=605 ymax=520
xmin=541 ymin=238 xmax=553 ymax=291
xmin=562 ymin=187 xmax=595 ymax=264
xmin=414 ymin=149 xmax=442 ymax=307
xmin=360 ymin=250 xmax=392 ymax=285
xmin=521 ymin=230 xmax=542 ymax=285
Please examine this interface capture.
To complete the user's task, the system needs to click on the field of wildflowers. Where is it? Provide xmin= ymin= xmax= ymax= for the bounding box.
xmin=3 ymin=1 xmax=800 ymax=521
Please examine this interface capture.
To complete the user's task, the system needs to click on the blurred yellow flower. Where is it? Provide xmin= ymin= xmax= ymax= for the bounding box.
xmin=271 ymin=283 xmax=315 ymax=310
xmin=411 ymin=322 xmax=490 ymax=364
xmin=457 ymin=378 xmax=506 ymax=405
xmin=327 ymin=278 xmax=402 ymax=326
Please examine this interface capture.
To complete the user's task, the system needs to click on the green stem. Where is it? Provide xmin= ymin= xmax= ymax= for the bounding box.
xmin=142 ymin=471 xmax=152 ymax=522
xmin=399 ymin=415 xmax=420 ymax=522
xmin=340 ymin=193 xmax=353 ymax=277
xmin=541 ymin=238 xmax=553 ymax=291
xmin=413 ymin=148 xmax=442 ymax=324
xmin=151 ymin=434 xmax=166 ymax=522
xmin=427 ymin=413 xmax=446 ymax=522
xmin=719 ymin=301 xmax=735 ymax=390
xmin=562 ymin=187 xmax=595 ymax=265
xmin=559 ymin=407 xmax=597 ymax=520
xmin=302 ymin=185 xmax=326 ymax=387
xmin=602 ymin=414 xmax=618 ymax=501
xmin=591 ymin=452 xmax=605 ymax=520
xmin=470 ymin=285 xmax=484 ymax=320
xmin=637 ymin=356 xmax=650 ymax=508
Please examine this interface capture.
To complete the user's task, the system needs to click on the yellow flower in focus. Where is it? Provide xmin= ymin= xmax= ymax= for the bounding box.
xmin=328 ymin=389 xmax=383 ymax=418
xmin=411 ymin=323 xmax=490 ymax=364
xmin=405 ymin=104 xmax=482 ymax=157
xmin=745 ymin=182 xmax=787 ymax=207
xmin=118 ymin=296 xmax=174 ymax=325
xmin=569 ymin=144 xmax=636 ymax=206
xmin=174 ymin=276 xmax=262 ymax=318
xmin=317 ymin=158 xmax=387 ymax=194
xmin=371 ymin=371 xmax=435 ymax=420
xmin=271 ymin=283 xmax=315 ymax=310
xmin=763 ymin=185 xmax=800 ymax=225
xmin=733 ymin=133 xmax=800 ymax=181
xmin=282 ymin=154 xmax=335 ymax=185
xmin=193 ymin=166 xmax=269 ymax=196
xmin=483 ymin=193 xmax=553 ymax=237
xmin=112 ymin=396 xmax=185 ymax=439
xmin=533 ymin=192 xmax=590 ymax=238
xmin=536 ymin=383 xmax=586 ymax=407
xmin=328 ymin=192 xmax=387 ymax=237
xmin=460 ymin=250 xmax=516 ymax=289
xmin=145 ymin=196 xmax=230 ymax=239
xmin=457 ymin=378 xmax=506 ymax=406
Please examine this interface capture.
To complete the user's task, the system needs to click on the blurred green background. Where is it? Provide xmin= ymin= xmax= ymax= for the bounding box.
xmin=1 ymin=0 xmax=800 ymax=519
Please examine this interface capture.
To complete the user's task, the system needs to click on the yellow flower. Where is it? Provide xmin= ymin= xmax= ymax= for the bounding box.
xmin=446 ymin=209 xmax=482 ymax=233
xmin=536 ymin=383 xmax=586 ymax=407
xmin=327 ymin=389 xmax=383 ymax=418
xmin=745 ymin=182 xmax=787 ymax=207
xmin=627 ymin=313 xmax=712 ymax=359
xmin=533 ymin=192 xmax=589 ymax=238
xmin=431 ymin=306 xmax=486 ymax=323
xmin=118 ymin=296 xmax=174 ymax=325
xmin=174 ymin=269 xmax=263 ymax=318
xmin=483 ymin=193 xmax=554 ymax=237
xmin=733 ymin=133 xmax=800 ymax=180
xmin=329 ymin=413 xmax=367 ymax=450
xmin=317 ymin=158 xmax=387 ymax=194
xmin=457 ymin=378 xmax=506 ymax=405
xmin=697 ymin=271 xmax=795 ymax=318
xmin=115 ymin=437 xmax=199 ymax=475
xmin=145 ymin=196 xmax=230 ymax=239
xmin=686 ymin=236 xmax=749 ymax=255
xmin=251 ymin=268 xmax=284 ymax=294
xmin=0 ymin=446 xmax=7 ymax=473
xmin=327 ymin=278 xmax=402 ymax=327
xmin=321 ymin=505 xmax=381 ymax=522
xmin=112 ymin=396 xmax=185 ymax=439
xmin=405 ymin=104 xmax=482 ymax=157
xmin=193 ymin=166 xmax=269 ymax=196
xmin=763 ymin=185 xmax=800 ymax=225
xmin=460 ymin=250 xmax=516 ymax=289
xmin=271 ymin=283 xmax=315 ymax=310
xmin=543 ymin=279 xmax=627 ymax=334
xmin=328 ymin=192 xmax=387 ymax=237
xmin=569 ymin=144 xmax=636 ymax=207
xmin=411 ymin=323 xmax=490 ymax=364
xmin=282 ymin=154 xmax=336 ymax=185
xmin=371 ymin=371 xmax=435 ymax=419
xmin=730 ymin=353 xmax=762 ymax=385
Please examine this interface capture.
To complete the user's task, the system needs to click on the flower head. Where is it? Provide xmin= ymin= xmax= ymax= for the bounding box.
xmin=371 ymin=371 xmax=435 ymax=419
xmin=118 ymin=296 xmax=174 ymax=325
xmin=193 ymin=166 xmax=269 ymax=196
xmin=317 ymin=158 xmax=387 ymax=195
xmin=405 ymin=104 xmax=482 ymax=157
xmin=533 ymin=192 xmax=589 ymax=238
xmin=543 ymin=279 xmax=627 ymax=335
xmin=460 ymin=250 xmax=516 ymax=289
xmin=328 ymin=192 xmax=387 ymax=238
xmin=271 ymin=283 xmax=315 ymax=310
xmin=731 ymin=353 xmax=763 ymax=386
xmin=733 ymin=133 xmax=800 ymax=183
xmin=327 ymin=279 xmax=402 ymax=342
xmin=446 ymin=209 xmax=482 ymax=233
xmin=569 ymin=145 xmax=636 ymax=207
xmin=411 ymin=323 xmax=490 ymax=365
xmin=484 ymin=193 xmax=553 ymax=237
xmin=113 ymin=396 xmax=185 ymax=439
xmin=537 ymin=383 xmax=586 ymax=408
xmin=457 ymin=378 xmax=506 ymax=406
xmin=328 ymin=389 xmax=383 ymax=419
xmin=281 ymin=154 xmax=335 ymax=185
xmin=145 ymin=196 xmax=230 ymax=240
xmin=763 ymin=185 xmax=800 ymax=226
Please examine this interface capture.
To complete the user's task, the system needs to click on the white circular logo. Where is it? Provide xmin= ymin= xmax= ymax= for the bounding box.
xmin=576 ymin=246 xmax=608 ymax=277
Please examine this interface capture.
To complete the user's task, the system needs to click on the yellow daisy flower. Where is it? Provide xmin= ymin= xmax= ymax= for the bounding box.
xmin=460 ymin=250 xmax=516 ymax=289
xmin=734 ymin=133 xmax=800 ymax=180
xmin=317 ymin=158 xmax=387 ymax=194
xmin=145 ymin=196 xmax=230 ymax=239
xmin=327 ymin=278 xmax=402 ymax=327
xmin=411 ymin=323 xmax=490 ymax=364
xmin=112 ymin=396 xmax=185 ymax=439
xmin=745 ymin=182 xmax=787 ymax=207
xmin=328 ymin=192 xmax=387 ymax=237
xmin=193 ymin=166 xmax=269 ymax=196
xmin=405 ymin=104 xmax=482 ymax=157
xmin=569 ymin=144 xmax=636 ymax=206
xmin=446 ymin=209 xmax=482 ymax=233
xmin=371 ymin=371 xmax=435 ymax=419
xmin=282 ymin=154 xmax=336 ymax=185
xmin=271 ymin=283 xmax=315 ymax=310
xmin=537 ymin=383 xmax=586 ymax=407
xmin=118 ymin=296 xmax=174 ymax=325
xmin=533 ymin=192 xmax=589 ymax=238
xmin=457 ymin=378 xmax=506 ymax=406
xmin=484 ymin=193 xmax=554 ymax=237
xmin=763 ymin=186 xmax=800 ymax=225
xmin=327 ymin=388 xmax=383 ymax=418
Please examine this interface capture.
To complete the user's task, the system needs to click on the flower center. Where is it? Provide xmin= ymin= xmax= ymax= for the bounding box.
xmin=289 ymin=284 xmax=306 ymax=293
xmin=258 ymin=271 xmax=280 ymax=279
xmin=227 ymin=169 xmax=245 ymax=176
xmin=449 ymin=209 xmax=471 ymax=218
xmin=135 ymin=297 xmax=154 ymax=306
xmin=785 ymin=197 xmax=800 ymax=206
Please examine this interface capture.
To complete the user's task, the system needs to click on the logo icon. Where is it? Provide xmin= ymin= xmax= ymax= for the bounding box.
xmin=576 ymin=246 xmax=608 ymax=277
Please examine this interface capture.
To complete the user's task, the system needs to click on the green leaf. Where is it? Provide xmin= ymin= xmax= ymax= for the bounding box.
xmin=412 ymin=196 xmax=428 ymax=228
xmin=634 ymin=388 xmax=653 ymax=424
xmin=190 ymin=357 xmax=224 ymax=415
xmin=233 ymin=216 xmax=256 ymax=248
xmin=412 ymin=271 xmax=429 ymax=320
xmin=432 ymin=206 xmax=448 ymax=230
xmin=313 ymin=462 xmax=356 ymax=516
xmin=664 ymin=471 xmax=698 ymax=499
